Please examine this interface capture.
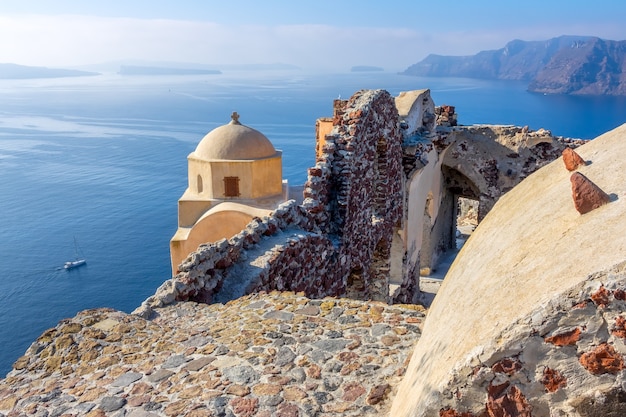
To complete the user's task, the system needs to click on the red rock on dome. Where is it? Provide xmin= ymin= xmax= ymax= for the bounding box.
xmin=562 ymin=147 xmax=586 ymax=171
xmin=570 ymin=172 xmax=611 ymax=214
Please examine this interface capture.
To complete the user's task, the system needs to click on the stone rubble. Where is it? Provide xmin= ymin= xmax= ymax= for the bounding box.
xmin=0 ymin=291 xmax=425 ymax=417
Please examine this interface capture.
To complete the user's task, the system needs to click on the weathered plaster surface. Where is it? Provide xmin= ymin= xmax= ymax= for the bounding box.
xmin=391 ymin=124 xmax=626 ymax=417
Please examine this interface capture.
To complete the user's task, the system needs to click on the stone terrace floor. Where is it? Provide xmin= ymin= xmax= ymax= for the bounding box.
xmin=0 ymin=291 xmax=425 ymax=417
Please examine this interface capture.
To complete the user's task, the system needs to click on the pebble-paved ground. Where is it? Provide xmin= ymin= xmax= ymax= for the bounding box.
xmin=0 ymin=291 xmax=425 ymax=417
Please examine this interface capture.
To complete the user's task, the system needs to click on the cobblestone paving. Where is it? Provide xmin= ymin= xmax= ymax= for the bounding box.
xmin=0 ymin=291 xmax=425 ymax=416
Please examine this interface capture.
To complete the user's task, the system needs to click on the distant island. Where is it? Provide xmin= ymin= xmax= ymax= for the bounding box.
xmin=351 ymin=66 xmax=384 ymax=72
xmin=119 ymin=65 xmax=221 ymax=76
xmin=0 ymin=63 xmax=99 ymax=79
xmin=402 ymin=36 xmax=626 ymax=95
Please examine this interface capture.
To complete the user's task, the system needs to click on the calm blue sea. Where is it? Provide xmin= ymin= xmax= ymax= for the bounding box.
xmin=0 ymin=71 xmax=625 ymax=377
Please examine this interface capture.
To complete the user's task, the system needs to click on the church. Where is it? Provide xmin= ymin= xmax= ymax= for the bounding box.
xmin=169 ymin=111 xmax=290 ymax=275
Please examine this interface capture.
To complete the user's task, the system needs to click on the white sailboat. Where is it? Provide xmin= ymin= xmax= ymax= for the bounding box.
xmin=64 ymin=237 xmax=86 ymax=270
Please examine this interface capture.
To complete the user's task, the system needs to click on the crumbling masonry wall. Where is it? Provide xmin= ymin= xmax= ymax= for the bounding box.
xmin=398 ymin=120 xmax=585 ymax=281
xmin=136 ymin=89 xmax=586 ymax=317
xmin=135 ymin=89 xmax=404 ymax=316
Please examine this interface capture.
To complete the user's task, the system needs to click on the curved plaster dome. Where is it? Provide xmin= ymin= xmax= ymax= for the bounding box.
xmin=194 ymin=113 xmax=277 ymax=160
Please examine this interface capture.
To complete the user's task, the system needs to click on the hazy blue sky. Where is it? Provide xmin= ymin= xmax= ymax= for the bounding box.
xmin=1 ymin=0 xmax=625 ymax=71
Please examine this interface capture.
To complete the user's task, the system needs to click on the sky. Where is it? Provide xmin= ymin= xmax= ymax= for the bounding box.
xmin=1 ymin=0 xmax=625 ymax=72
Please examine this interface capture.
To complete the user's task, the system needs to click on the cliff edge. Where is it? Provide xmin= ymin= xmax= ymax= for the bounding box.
xmin=403 ymin=36 xmax=626 ymax=95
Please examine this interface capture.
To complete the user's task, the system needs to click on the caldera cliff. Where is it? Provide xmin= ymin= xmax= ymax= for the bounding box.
xmin=403 ymin=36 xmax=626 ymax=95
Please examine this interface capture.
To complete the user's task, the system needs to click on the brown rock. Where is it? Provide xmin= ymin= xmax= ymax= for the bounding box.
xmin=60 ymin=322 xmax=83 ymax=334
xmin=79 ymin=387 xmax=108 ymax=402
xmin=12 ymin=356 xmax=30 ymax=370
xmin=337 ymin=351 xmax=359 ymax=362
xmin=186 ymin=408 xmax=215 ymax=417
xmin=342 ymin=382 xmax=366 ymax=402
xmin=179 ymin=385 xmax=203 ymax=399
xmin=491 ymin=358 xmax=522 ymax=375
xmin=276 ymin=403 xmax=300 ymax=417
xmin=544 ymin=328 xmax=581 ymax=346
xmin=227 ymin=384 xmax=250 ymax=396
xmin=614 ymin=288 xmax=626 ymax=301
xmin=55 ymin=334 xmax=75 ymax=350
xmin=283 ymin=386 xmax=307 ymax=401
xmin=591 ymin=285 xmax=611 ymax=307
xmin=613 ymin=316 xmax=626 ymax=338
xmin=252 ymin=383 xmax=281 ymax=396
xmin=340 ymin=362 xmax=360 ymax=376
xmin=0 ymin=395 xmax=18 ymax=410
xmin=562 ymin=148 xmax=586 ymax=171
xmin=366 ymin=384 xmax=390 ymax=405
xmin=164 ymin=400 xmax=190 ymax=416
xmin=486 ymin=385 xmax=532 ymax=417
xmin=381 ymin=335 xmax=400 ymax=346
xmin=230 ymin=397 xmax=259 ymax=417
xmin=127 ymin=394 xmax=151 ymax=407
xmin=580 ymin=343 xmax=625 ymax=375
xmin=570 ymin=172 xmax=611 ymax=214
xmin=541 ymin=367 xmax=567 ymax=392
xmin=306 ymin=364 xmax=321 ymax=379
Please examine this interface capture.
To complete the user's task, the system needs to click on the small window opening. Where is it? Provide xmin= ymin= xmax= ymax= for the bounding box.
xmin=224 ymin=176 xmax=240 ymax=197
xmin=197 ymin=175 xmax=203 ymax=193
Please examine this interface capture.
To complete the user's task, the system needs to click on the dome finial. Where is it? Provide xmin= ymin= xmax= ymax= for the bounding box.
xmin=230 ymin=111 xmax=241 ymax=125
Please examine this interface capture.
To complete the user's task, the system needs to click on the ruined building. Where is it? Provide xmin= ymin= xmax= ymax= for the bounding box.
xmin=146 ymin=88 xmax=579 ymax=315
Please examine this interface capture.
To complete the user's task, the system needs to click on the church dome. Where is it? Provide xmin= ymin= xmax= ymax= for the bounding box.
xmin=194 ymin=112 xmax=277 ymax=160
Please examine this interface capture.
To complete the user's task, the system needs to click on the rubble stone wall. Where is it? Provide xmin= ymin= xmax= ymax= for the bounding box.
xmin=135 ymin=89 xmax=405 ymax=316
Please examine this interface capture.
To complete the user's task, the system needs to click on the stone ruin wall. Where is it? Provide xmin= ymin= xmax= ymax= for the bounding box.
xmin=135 ymin=89 xmax=404 ymax=317
xmin=400 ymin=120 xmax=585 ymax=278
xmin=135 ymin=88 xmax=587 ymax=318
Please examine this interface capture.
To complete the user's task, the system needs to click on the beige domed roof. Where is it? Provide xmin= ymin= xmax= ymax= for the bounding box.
xmin=194 ymin=112 xmax=277 ymax=160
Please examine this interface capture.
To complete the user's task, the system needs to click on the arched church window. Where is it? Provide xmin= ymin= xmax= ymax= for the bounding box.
xmin=197 ymin=175 xmax=203 ymax=193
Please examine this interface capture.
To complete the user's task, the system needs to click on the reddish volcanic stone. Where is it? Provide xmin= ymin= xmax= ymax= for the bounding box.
xmin=276 ymin=403 xmax=299 ymax=417
xmin=486 ymin=385 xmax=533 ymax=417
xmin=580 ymin=343 xmax=625 ymax=375
xmin=614 ymin=288 xmax=626 ymax=301
xmin=230 ymin=397 xmax=259 ymax=417
xmin=544 ymin=328 xmax=581 ymax=346
xmin=591 ymin=285 xmax=611 ymax=307
xmin=541 ymin=367 xmax=567 ymax=392
xmin=612 ymin=316 xmax=626 ymax=338
xmin=366 ymin=384 xmax=390 ymax=405
xmin=342 ymin=382 xmax=366 ymax=402
xmin=492 ymin=358 xmax=522 ymax=376
xmin=562 ymin=148 xmax=586 ymax=171
xmin=570 ymin=172 xmax=611 ymax=214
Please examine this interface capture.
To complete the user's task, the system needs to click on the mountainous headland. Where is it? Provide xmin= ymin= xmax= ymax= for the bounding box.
xmin=0 ymin=63 xmax=99 ymax=79
xmin=402 ymin=36 xmax=626 ymax=95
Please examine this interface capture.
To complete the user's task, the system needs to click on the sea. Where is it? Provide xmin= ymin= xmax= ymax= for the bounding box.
xmin=1 ymin=70 xmax=625 ymax=377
